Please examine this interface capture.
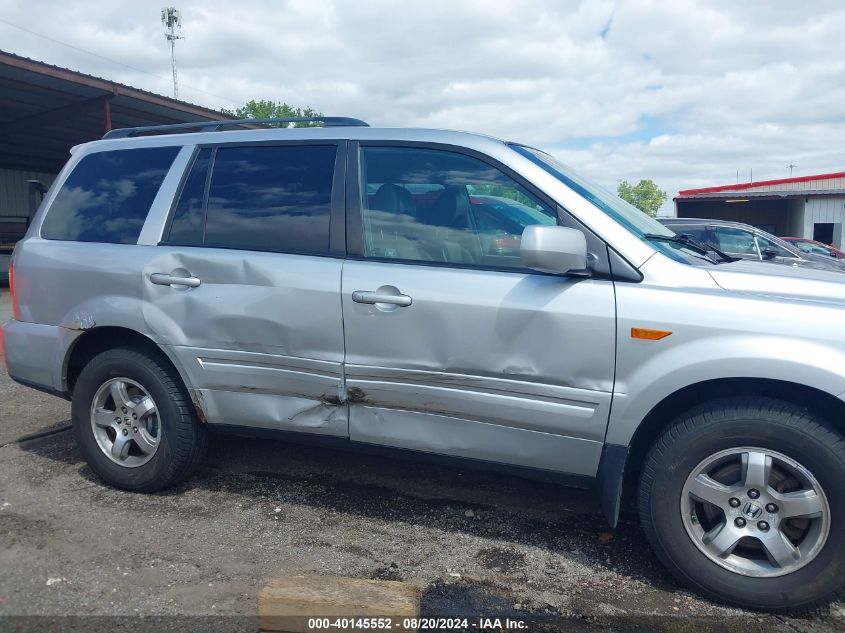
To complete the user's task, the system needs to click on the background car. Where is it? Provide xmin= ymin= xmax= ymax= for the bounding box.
xmin=469 ymin=194 xmax=557 ymax=255
xmin=781 ymin=236 xmax=845 ymax=260
xmin=659 ymin=217 xmax=845 ymax=273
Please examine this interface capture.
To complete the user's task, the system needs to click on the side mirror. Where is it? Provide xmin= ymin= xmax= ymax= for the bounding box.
xmin=520 ymin=225 xmax=588 ymax=275
xmin=761 ymin=247 xmax=778 ymax=260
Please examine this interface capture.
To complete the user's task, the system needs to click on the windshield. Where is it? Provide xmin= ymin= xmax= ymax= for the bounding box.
xmin=512 ymin=144 xmax=710 ymax=265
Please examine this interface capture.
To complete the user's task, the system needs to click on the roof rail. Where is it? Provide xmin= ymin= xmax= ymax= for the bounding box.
xmin=103 ymin=116 xmax=370 ymax=139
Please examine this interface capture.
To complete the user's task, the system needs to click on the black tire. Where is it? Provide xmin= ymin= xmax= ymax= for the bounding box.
xmin=71 ymin=346 xmax=208 ymax=492
xmin=639 ymin=396 xmax=845 ymax=614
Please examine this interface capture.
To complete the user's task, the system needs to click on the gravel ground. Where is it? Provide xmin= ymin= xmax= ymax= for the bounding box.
xmin=1 ymin=288 xmax=843 ymax=632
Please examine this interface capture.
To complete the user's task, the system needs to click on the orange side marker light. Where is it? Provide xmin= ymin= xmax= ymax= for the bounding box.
xmin=631 ymin=327 xmax=672 ymax=341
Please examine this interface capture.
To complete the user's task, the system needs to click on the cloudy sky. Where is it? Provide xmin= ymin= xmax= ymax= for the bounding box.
xmin=3 ymin=0 xmax=845 ymax=213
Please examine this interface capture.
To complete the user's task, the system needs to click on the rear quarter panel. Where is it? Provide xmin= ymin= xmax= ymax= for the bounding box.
xmin=8 ymin=238 xmax=188 ymax=393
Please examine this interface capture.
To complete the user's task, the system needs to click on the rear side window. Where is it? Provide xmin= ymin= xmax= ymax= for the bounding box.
xmin=167 ymin=147 xmax=211 ymax=245
xmin=188 ymin=144 xmax=336 ymax=255
xmin=41 ymin=146 xmax=179 ymax=243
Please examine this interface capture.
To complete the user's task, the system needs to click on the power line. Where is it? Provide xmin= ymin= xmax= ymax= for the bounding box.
xmin=0 ymin=16 xmax=240 ymax=106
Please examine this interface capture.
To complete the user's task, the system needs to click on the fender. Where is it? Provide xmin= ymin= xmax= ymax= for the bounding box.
xmin=598 ymin=330 xmax=845 ymax=527
xmin=606 ymin=334 xmax=845 ymax=447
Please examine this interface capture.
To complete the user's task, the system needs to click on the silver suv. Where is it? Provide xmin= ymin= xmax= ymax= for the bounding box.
xmin=3 ymin=118 xmax=845 ymax=613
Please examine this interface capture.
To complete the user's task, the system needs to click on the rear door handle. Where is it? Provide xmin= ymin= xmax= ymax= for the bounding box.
xmin=352 ymin=290 xmax=412 ymax=307
xmin=150 ymin=272 xmax=202 ymax=288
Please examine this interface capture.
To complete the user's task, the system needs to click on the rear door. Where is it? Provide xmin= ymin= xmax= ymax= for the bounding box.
xmin=340 ymin=143 xmax=617 ymax=476
xmin=143 ymin=141 xmax=349 ymax=435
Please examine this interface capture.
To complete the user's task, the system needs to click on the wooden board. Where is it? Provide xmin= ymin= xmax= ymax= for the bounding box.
xmin=258 ymin=575 xmax=420 ymax=633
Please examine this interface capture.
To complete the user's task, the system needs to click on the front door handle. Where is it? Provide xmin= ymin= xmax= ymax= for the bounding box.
xmin=150 ymin=272 xmax=202 ymax=288
xmin=352 ymin=290 xmax=412 ymax=307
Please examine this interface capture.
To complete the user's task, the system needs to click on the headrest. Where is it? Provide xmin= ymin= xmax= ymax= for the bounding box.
xmin=371 ymin=183 xmax=417 ymax=216
xmin=427 ymin=185 xmax=472 ymax=227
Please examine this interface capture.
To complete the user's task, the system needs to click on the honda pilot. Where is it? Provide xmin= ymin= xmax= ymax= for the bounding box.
xmin=3 ymin=117 xmax=845 ymax=613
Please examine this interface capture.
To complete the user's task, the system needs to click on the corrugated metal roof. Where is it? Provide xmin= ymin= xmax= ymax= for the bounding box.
xmin=674 ymin=188 xmax=845 ymax=201
xmin=0 ymin=49 xmax=232 ymax=172
xmin=678 ymin=171 xmax=845 ymax=197
xmin=0 ymin=49 xmax=229 ymax=119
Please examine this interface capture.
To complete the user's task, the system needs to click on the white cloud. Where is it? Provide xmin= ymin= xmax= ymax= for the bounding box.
xmin=2 ymin=0 xmax=845 ymax=213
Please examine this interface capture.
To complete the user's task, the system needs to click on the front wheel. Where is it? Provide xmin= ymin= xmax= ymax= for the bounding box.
xmin=639 ymin=397 xmax=845 ymax=613
xmin=71 ymin=347 xmax=208 ymax=492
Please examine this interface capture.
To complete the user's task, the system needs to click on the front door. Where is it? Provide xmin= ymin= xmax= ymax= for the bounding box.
xmin=144 ymin=141 xmax=348 ymax=435
xmin=341 ymin=144 xmax=617 ymax=476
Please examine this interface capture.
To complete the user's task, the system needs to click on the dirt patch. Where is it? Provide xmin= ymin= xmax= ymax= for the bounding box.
xmin=475 ymin=546 xmax=527 ymax=572
xmin=0 ymin=511 xmax=56 ymax=549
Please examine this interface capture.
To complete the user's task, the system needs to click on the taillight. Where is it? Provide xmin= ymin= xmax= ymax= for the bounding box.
xmin=8 ymin=257 xmax=19 ymax=321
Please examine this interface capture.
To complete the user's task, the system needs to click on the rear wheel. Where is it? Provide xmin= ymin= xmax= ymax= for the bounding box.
xmin=639 ymin=397 xmax=845 ymax=613
xmin=71 ymin=347 xmax=207 ymax=492
xmin=89 ymin=376 xmax=162 ymax=468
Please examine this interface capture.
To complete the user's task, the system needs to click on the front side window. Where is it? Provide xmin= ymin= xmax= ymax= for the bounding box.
xmin=41 ymin=146 xmax=179 ymax=243
xmin=359 ymin=146 xmax=557 ymax=269
xmin=755 ymin=234 xmax=798 ymax=259
xmin=711 ymin=226 xmax=759 ymax=256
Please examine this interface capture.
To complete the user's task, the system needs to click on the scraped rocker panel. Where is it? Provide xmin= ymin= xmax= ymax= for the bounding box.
xmin=350 ymin=407 xmax=604 ymax=476
xmin=174 ymin=347 xmax=346 ymax=435
xmin=345 ymin=364 xmax=610 ymax=442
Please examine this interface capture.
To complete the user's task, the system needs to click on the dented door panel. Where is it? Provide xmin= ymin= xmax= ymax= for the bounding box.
xmin=142 ymin=248 xmax=347 ymax=435
xmin=342 ymin=260 xmax=616 ymax=475
xmin=193 ymin=389 xmax=348 ymax=435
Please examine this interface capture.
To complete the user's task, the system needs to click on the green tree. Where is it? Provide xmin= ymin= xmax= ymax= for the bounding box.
xmin=616 ymin=179 xmax=667 ymax=217
xmin=222 ymin=99 xmax=323 ymax=127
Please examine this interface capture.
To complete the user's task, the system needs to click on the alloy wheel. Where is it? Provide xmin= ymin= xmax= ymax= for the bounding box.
xmin=90 ymin=377 xmax=161 ymax=467
xmin=681 ymin=447 xmax=829 ymax=577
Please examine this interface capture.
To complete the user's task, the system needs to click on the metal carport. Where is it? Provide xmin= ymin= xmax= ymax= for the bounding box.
xmin=0 ymin=49 xmax=230 ymax=248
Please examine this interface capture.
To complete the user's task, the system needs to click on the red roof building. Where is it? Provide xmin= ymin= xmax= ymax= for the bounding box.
xmin=674 ymin=172 xmax=845 ymax=249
